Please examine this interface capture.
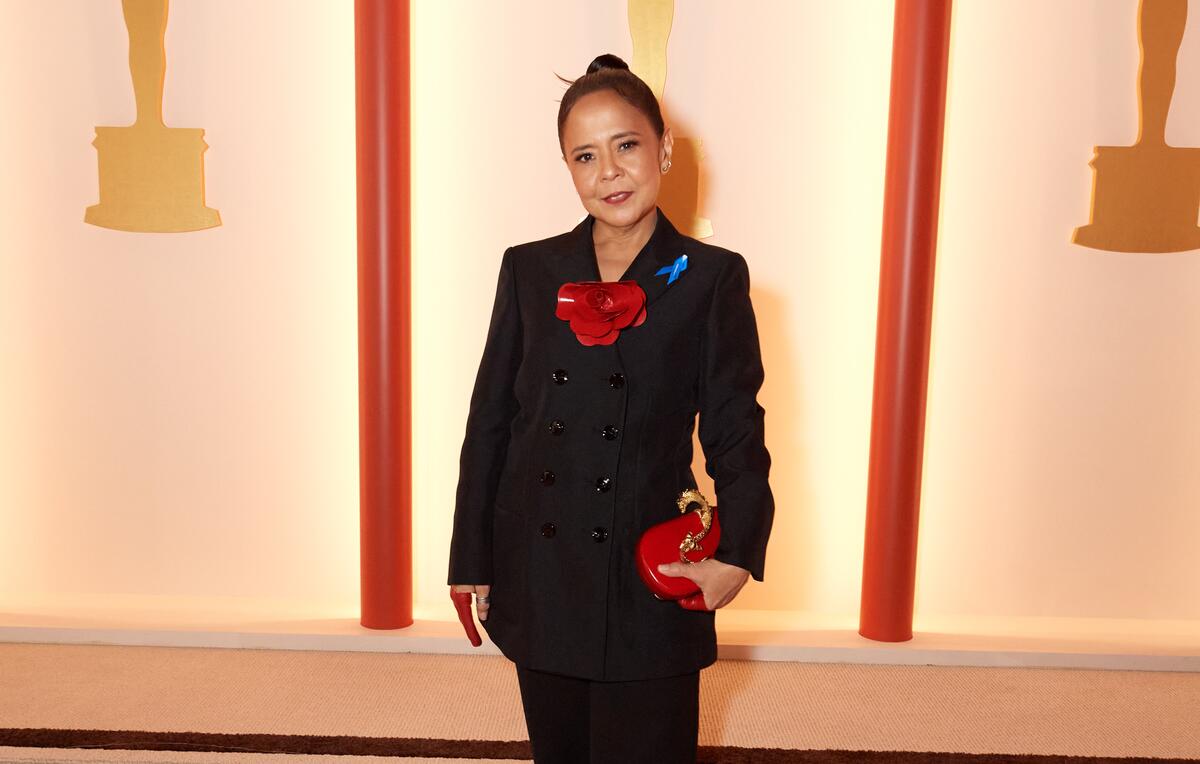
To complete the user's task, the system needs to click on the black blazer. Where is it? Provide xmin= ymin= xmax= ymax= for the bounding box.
xmin=448 ymin=208 xmax=773 ymax=681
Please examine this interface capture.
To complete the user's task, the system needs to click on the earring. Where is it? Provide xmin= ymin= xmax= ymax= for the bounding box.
xmin=661 ymin=159 xmax=672 ymax=174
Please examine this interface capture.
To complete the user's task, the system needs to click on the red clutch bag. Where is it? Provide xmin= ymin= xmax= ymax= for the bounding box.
xmin=635 ymin=488 xmax=720 ymax=604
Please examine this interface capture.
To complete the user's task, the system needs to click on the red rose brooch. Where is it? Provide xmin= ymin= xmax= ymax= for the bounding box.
xmin=555 ymin=280 xmax=647 ymax=346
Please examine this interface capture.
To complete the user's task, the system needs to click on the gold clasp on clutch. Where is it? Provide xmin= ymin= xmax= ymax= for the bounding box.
xmin=676 ymin=488 xmax=713 ymax=564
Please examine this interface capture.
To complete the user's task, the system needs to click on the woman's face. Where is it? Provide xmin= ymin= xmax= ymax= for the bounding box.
xmin=561 ymin=89 xmax=672 ymax=231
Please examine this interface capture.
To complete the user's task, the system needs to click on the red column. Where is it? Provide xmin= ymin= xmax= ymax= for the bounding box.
xmin=860 ymin=0 xmax=953 ymax=642
xmin=355 ymin=0 xmax=412 ymax=629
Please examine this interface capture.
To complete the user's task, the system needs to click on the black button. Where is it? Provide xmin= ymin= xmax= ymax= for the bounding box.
xmin=552 ymin=368 xmax=569 ymax=385
xmin=601 ymin=425 xmax=619 ymax=441
xmin=539 ymin=470 xmax=556 ymax=486
xmin=548 ymin=419 xmax=565 ymax=435
xmin=541 ymin=522 xmax=557 ymax=538
xmin=595 ymin=476 xmax=612 ymax=493
xmin=591 ymin=526 xmax=609 ymax=543
xmin=608 ymin=372 xmax=625 ymax=389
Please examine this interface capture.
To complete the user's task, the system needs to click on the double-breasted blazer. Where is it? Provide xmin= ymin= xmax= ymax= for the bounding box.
xmin=447 ymin=208 xmax=773 ymax=682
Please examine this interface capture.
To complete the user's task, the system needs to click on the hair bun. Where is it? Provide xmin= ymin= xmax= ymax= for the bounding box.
xmin=586 ymin=53 xmax=630 ymax=75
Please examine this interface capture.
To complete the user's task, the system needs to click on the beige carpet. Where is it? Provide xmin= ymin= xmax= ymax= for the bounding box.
xmin=0 ymin=643 xmax=1197 ymax=759
xmin=0 ymin=751 xmax=519 ymax=763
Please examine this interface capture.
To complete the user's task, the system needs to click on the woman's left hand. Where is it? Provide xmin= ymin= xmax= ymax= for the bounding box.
xmin=656 ymin=558 xmax=750 ymax=610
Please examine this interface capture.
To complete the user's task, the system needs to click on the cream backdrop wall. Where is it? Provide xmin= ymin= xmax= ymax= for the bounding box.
xmin=0 ymin=1 xmax=1195 ymax=627
xmin=918 ymin=0 xmax=1200 ymax=620
xmin=0 ymin=1 xmax=360 ymax=610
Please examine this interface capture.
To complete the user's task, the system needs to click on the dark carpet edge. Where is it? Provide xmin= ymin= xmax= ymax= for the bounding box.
xmin=0 ymin=728 xmax=1195 ymax=763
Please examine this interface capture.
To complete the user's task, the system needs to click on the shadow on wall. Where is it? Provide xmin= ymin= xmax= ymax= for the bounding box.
xmin=659 ymin=108 xmax=712 ymax=240
xmin=663 ymin=102 xmax=816 ymax=612
xmin=657 ymin=64 xmax=816 ymax=611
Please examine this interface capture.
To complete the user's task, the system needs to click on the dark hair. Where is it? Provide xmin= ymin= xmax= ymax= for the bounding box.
xmin=556 ymin=54 xmax=665 ymax=150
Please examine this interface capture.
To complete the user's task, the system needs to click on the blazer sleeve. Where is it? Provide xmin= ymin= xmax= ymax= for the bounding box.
xmin=447 ymin=246 xmax=523 ymax=585
xmin=697 ymin=252 xmax=774 ymax=582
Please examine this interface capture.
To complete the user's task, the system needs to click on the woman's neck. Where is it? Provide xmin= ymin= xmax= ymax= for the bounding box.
xmin=592 ymin=208 xmax=658 ymax=262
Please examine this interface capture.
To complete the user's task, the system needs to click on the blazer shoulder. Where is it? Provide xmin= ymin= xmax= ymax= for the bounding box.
xmin=674 ymin=235 xmax=750 ymax=283
xmin=680 ymin=235 xmax=736 ymax=258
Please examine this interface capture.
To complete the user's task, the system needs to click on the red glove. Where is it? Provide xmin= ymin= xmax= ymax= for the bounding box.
xmin=449 ymin=587 xmax=482 ymax=647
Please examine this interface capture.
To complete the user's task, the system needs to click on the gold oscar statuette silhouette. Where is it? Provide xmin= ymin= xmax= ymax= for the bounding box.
xmin=85 ymin=0 xmax=220 ymax=233
xmin=629 ymin=0 xmax=712 ymax=239
xmin=1074 ymin=0 xmax=1200 ymax=252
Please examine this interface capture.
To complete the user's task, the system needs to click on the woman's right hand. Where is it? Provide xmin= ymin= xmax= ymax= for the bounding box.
xmin=451 ymin=583 xmax=491 ymax=622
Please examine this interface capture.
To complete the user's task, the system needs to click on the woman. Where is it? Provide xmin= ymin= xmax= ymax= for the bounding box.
xmin=448 ymin=54 xmax=774 ymax=763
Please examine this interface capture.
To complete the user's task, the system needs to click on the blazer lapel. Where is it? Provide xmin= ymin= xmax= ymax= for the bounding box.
xmin=568 ymin=207 xmax=689 ymax=311
xmin=625 ymin=209 xmax=689 ymax=310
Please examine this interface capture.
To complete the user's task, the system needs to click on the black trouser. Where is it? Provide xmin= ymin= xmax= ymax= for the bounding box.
xmin=515 ymin=664 xmax=700 ymax=764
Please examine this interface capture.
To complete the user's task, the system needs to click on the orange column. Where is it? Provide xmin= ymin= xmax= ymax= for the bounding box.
xmin=355 ymin=0 xmax=412 ymax=629
xmin=860 ymin=0 xmax=952 ymax=642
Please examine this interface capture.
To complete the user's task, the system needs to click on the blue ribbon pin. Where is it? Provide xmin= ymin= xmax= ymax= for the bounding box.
xmin=655 ymin=254 xmax=688 ymax=285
